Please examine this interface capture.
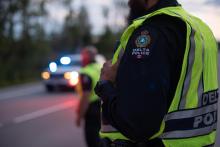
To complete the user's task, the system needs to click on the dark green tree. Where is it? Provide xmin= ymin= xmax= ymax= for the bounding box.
xmin=51 ymin=5 xmax=92 ymax=53
xmin=95 ymin=27 xmax=122 ymax=59
xmin=0 ymin=0 xmax=51 ymax=87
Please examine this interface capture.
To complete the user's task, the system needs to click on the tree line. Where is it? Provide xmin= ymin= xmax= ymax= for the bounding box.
xmin=1 ymin=0 xmax=219 ymax=87
xmin=0 ymin=0 xmax=126 ymax=87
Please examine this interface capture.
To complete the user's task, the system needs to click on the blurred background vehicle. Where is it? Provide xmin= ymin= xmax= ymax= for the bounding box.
xmin=41 ymin=54 xmax=81 ymax=92
xmin=41 ymin=53 xmax=105 ymax=92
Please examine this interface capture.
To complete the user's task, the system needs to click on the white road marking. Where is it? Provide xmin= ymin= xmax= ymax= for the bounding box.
xmin=13 ymin=101 xmax=76 ymax=124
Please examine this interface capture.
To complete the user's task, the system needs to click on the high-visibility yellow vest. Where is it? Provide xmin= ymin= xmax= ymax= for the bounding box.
xmin=80 ymin=63 xmax=102 ymax=102
xmin=100 ymin=6 xmax=218 ymax=147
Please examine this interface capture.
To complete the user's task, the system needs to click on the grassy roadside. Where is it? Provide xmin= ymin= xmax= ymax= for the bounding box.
xmin=0 ymin=78 xmax=40 ymax=88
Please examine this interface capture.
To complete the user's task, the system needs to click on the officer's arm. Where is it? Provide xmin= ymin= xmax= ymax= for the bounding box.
xmin=75 ymin=74 xmax=92 ymax=126
xmin=96 ymin=15 xmax=186 ymax=140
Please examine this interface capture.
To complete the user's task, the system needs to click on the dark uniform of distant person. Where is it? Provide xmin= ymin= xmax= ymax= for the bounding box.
xmin=75 ymin=47 xmax=102 ymax=147
xmin=95 ymin=0 xmax=219 ymax=147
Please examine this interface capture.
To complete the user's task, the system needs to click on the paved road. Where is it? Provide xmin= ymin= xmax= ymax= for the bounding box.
xmin=0 ymin=83 xmax=86 ymax=147
xmin=0 ymin=52 xmax=219 ymax=147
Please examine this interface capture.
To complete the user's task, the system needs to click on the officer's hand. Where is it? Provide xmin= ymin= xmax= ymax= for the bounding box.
xmin=100 ymin=60 xmax=119 ymax=83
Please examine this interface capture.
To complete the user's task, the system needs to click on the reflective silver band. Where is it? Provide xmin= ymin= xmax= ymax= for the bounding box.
xmin=101 ymin=124 xmax=118 ymax=133
xmin=178 ymin=28 xmax=196 ymax=109
xmin=168 ymin=10 xmax=206 ymax=111
xmin=196 ymin=23 xmax=205 ymax=107
xmin=165 ymin=103 xmax=217 ymax=121
xmin=197 ymin=76 xmax=204 ymax=107
xmin=160 ymin=122 xmax=217 ymax=139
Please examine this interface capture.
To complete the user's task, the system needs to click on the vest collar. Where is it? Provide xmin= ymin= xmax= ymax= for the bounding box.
xmin=144 ymin=0 xmax=180 ymax=16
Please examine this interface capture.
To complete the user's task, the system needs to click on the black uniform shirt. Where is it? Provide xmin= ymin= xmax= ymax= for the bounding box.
xmin=96 ymin=0 xmax=187 ymax=142
xmin=80 ymin=74 xmax=92 ymax=91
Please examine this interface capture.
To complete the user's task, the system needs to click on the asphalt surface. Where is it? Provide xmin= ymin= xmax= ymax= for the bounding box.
xmin=0 ymin=52 xmax=219 ymax=147
xmin=0 ymin=83 xmax=86 ymax=147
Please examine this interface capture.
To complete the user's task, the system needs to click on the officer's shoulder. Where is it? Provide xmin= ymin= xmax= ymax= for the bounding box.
xmin=143 ymin=14 xmax=186 ymax=32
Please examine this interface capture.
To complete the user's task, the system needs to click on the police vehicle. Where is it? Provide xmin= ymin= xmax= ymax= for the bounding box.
xmin=41 ymin=54 xmax=106 ymax=92
xmin=41 ymin=54 xmax=81 ymax=92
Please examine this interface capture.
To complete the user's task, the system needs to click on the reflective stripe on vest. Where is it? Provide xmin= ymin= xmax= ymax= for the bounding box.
xmin=101 ymin=6 xmax=218 ymax=146
xmin=80 ymin=63 xmax=101 ymax=102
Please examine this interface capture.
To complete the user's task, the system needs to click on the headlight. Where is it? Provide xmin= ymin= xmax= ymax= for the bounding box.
xmin=69 ymin=71 xmax=79 ymax=86
xmin=60 ymin=56 xmax=71 ymax=65
xmin=49 ymin=62 xmax=57 ymax=72
xmin=41 ymin=72 xmax=50 ymax=80
xmin=64 ymin=72 xmax=71 ymax=80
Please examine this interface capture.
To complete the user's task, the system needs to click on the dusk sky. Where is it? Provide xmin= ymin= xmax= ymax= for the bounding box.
xmin=45 ymin=0 xmax=220 ymax=40
xmin=179 ymin=0 xmax=220 ymax=40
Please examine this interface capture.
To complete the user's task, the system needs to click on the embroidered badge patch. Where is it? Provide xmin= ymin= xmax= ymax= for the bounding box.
xmin=135 ymin=30 xmax=151 ymax=48
xmin=132 ymin=30 xmax=151 ymax=59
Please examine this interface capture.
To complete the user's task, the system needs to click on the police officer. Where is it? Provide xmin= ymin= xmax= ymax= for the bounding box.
xmin=75 ymin=46 xmax=102 ymax=147
xmin=95 ymin=0 xmax=218 ymax=147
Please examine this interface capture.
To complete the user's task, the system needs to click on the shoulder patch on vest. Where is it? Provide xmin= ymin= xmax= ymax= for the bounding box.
xmin=135 ymin=30 xmax=151 ymax=48
xmin=132 ymin=30 xmax=151 ymax=59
